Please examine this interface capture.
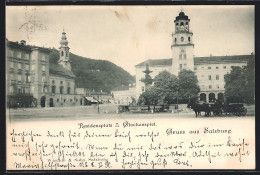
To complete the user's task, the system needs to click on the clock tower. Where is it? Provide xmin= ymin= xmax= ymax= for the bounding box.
xmin=171 ymin=11 xmax=194 ymax=76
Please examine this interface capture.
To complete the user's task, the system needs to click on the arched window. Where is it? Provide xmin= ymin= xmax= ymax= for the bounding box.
xmin=180 ymin=22 xmax=184 ymax=30
xmin=209 ymin=93 xmax=215 ymax=102
xmin=188 ymin=37 xmax=191 ymax=42
xmin=61 ymin=51 xmax=64 ymax=56
xmin=200 ymin=93 xmax=206 ymax=102
xmin=66 ymin=51 xmax=68 ymax=57
xmin=174 ymin=38 xmax=177 ymax=43
xmin=181 ymin=37 xmax=184 ymax=42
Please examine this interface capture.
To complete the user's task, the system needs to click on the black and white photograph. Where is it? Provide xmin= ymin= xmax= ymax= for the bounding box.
xmin=5 ymin=5 xmax=255 ymax=170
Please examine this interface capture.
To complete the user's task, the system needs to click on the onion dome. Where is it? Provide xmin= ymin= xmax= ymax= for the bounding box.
xmin=60 ymin=32 xmax=68 ymax=45
xmin=175 ymin=11 xmax=190 ymax=22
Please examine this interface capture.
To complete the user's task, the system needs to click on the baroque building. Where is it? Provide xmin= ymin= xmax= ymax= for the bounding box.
xmin=135 ymin=11 xmax=254 ymax=103
xmin=6 ymin=32 xmax=83 ymax=107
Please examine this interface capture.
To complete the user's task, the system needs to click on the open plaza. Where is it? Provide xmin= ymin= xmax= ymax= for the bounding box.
xmin=7 ymin=104 xmax=255 ymax=123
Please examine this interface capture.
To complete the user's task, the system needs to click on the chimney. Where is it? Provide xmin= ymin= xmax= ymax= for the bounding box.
xmin=20 ymin=40 xmax=26 ymax=45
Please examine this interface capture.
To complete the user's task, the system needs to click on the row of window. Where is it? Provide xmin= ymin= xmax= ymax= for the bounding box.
xmin=201 ymin=84 xmax=221 ymax=90
xmin=174 ymin=37 xmax=191 ymax=43
xmin=176 ymin=22 xmax=189 ymax=31
xmin=208 ymin=75 xmax=220 ymax=80
xmin=9 ymin=62 xmax=29 ymax=70
xmin=9 ymin=86 xmax=30 ymax=94
xmin=179 ymin=64 xmax=187 ymax=70
xmin=9 ymin=73 xmax=29 ymax=82
xmin=8 ymin=50 xmax=29 ymax=60
xmin=195 ymin=65 xmax=227 ymax=70
xmin=29 ymin=85 xmax=72 ymax=94
xmin=141 ymin=84 xmax=221 ymax=91
xmin=9 ymin=74 xmax=48 ymax=84
xmin=176 ymin=22 xmax=188 ymax=26
xmin=56 ymin=98 xmax=76 ymax=103
xmin=9 ymin=62 xmax=46 ymax=72
xmin=51 ymin=80 xmax=70 ymax=86
xmin=51 ymin=85 xmax=71 ymax=94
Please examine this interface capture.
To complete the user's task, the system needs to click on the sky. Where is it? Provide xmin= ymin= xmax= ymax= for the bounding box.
xmin=6 ymin=5 xmax=254 ymax=75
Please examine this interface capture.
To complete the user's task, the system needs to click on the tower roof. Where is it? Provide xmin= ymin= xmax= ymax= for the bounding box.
xmin=60 ymin=31 xmax=68 ymax=45
xmin=174 ymin=11 xmax=190 ymax=22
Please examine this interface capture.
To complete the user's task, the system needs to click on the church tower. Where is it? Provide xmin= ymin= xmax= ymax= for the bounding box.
xmin=58 ymin=31 xmax=71 ymax=70
xmin=171 ymin=11 xmax=194 ymax=76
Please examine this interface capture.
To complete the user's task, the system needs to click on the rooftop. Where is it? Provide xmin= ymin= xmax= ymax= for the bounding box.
xmin=194 ymin=55 xmax=253 ymax=65
xmin=111 ymin=85 xmax=136 ymax=92
xmin=7 ymin=40 xmax=50 ymax=52
xmin=135 ymin=58 xmax=172 ymax=67
xmin=49 ymin=63 xmax=76 ymax=78
xmin=136 ymin=54 xmax=253 ymax=67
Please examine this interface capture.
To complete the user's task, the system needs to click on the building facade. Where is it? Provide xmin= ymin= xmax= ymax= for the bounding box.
xmin=111 ymin=85 xmax=137 ymax=105
xmin=135 ymin=11 xmax=254 ymax=102
xmin=6 ymin=32 xmax=83 ymax=108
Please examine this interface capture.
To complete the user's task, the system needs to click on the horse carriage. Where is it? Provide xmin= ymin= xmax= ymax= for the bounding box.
xmin=188 ymin=101 xmax=247 ymax=117
xmin=222 ymin=103 xmax=247 ymax=116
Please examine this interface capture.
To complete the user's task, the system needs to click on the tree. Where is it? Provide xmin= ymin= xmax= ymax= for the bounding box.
xmin=138 ymin=70 xmax=200 ymax=105
xmin=178 ymin=69 xmax=200 ymax=103
xmin=224 ymin=67 xmax=247 ymax=103
xmin=244 ymin=57 xmax=255 ymax=103
xmin=224 ymin=57 xmax=255 ymax=104
xmin=7 ymin=93 xmax=35 ymax=108
xmin=137 ymin=87 xmax=159 ymax=107
xmin=152 ymin=70 xmax=179 ymax=104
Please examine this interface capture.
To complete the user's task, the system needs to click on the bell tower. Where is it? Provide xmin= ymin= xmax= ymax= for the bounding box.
xmin=58 ymin=31 xmax=71 ymax=70
xmin=171 ymin=11 xmax=194 ymax=76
